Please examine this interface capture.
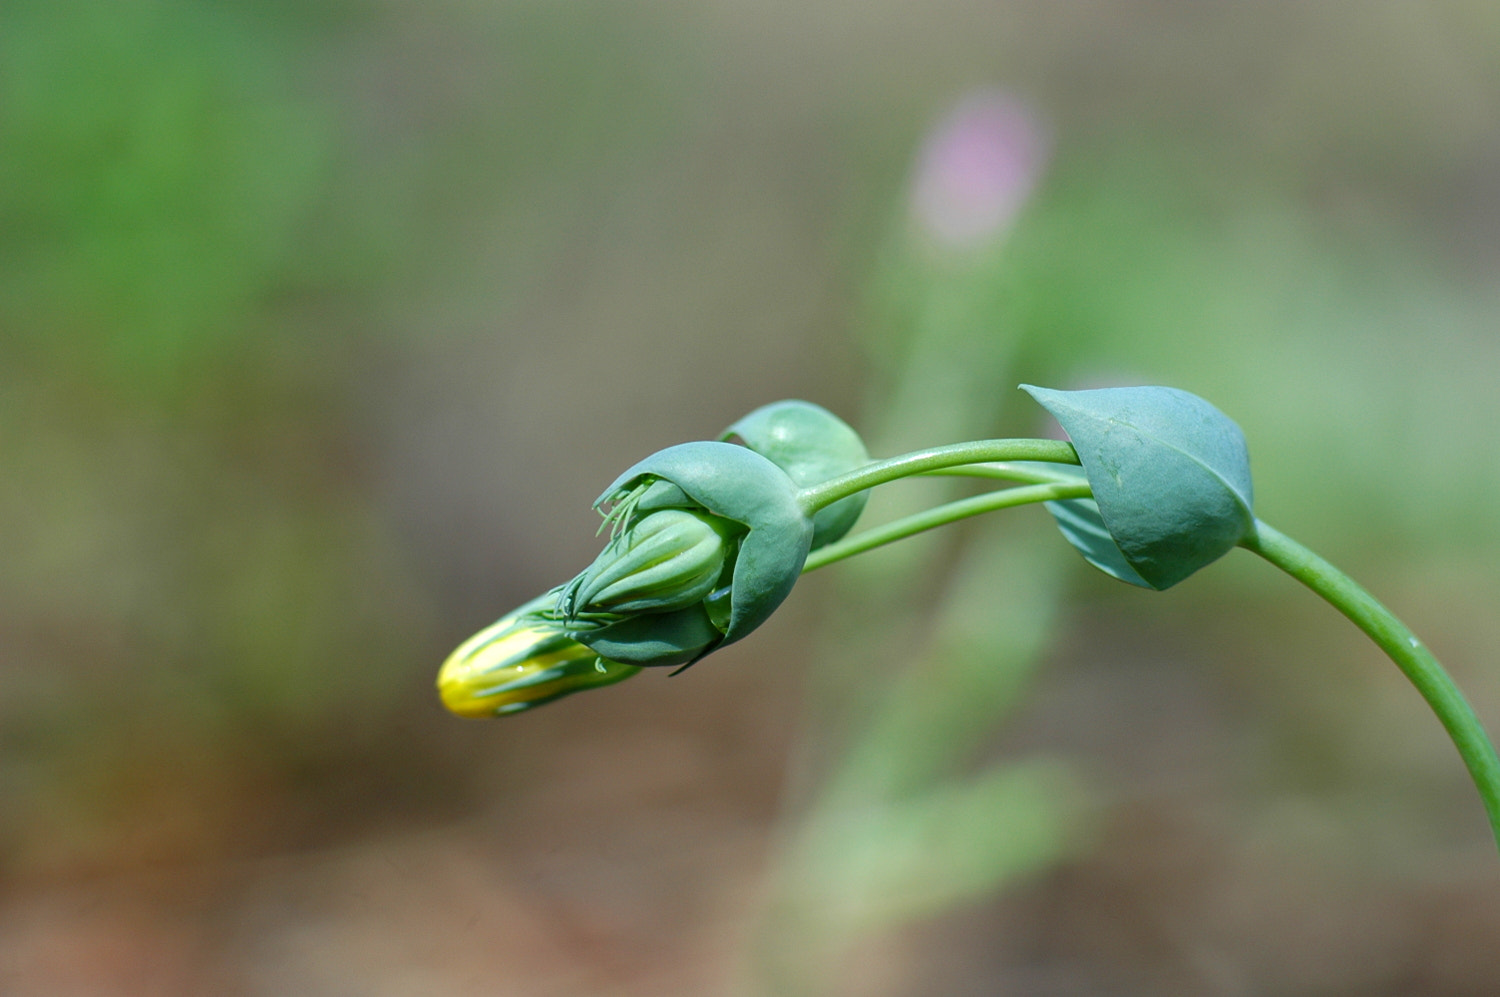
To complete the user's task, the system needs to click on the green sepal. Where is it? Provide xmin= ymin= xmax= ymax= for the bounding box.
xmin=595 ymin=440 xmax=814 ymax=651
xmin=1021 ymin=384 xmax=1254 ymax=590
xmin=722 ymin=400 xmax=871 ymax=549
xmin=1047 ymin=495 xmax=1152 ymax=588
xmin=572 ymin=603 xmax=723 ymax=669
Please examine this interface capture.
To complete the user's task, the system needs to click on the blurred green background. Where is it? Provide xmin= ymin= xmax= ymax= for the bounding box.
xmin=4 ymin=2 xmax=1500 ymax=994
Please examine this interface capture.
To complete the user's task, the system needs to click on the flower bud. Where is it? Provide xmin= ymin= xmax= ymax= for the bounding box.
xmin=561 ymin=509 xmax=741 ymax=621
xmin=561 ymin=441 xmax=815 ymax=670
xmin=439 ymin=417 xmax=836 ymax=712
xmin=437 ymin=593 xmax=641 ymax=717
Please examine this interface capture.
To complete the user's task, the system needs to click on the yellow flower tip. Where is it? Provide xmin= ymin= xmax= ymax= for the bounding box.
xmin=437 ymin=607 xmax=641 ymax=719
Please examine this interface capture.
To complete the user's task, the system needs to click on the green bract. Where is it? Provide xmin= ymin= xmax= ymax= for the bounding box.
xmin=721 ymin=400 xmax=871 ymax=549
xmin=1022 ymin=384 xmax=1254 ymax=590
xmin=560 ymin=441 xmax=815 ymax=669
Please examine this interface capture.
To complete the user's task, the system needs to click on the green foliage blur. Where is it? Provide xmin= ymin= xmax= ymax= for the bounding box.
xmin=2 ymin=0 xmax=408 ymax=870
xmin=0 ymin=0 xmax=699 ymax=874
xmin=4 ymin=1 xmax=1500 ymax=993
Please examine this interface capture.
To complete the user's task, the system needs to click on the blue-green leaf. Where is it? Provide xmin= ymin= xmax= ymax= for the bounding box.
xmin=1021 ymin=385 xmax=1254 ymax=590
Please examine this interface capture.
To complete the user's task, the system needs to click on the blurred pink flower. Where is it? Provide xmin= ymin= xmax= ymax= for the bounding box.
xmin=910 ymin=90 xmax=1049 ymax=250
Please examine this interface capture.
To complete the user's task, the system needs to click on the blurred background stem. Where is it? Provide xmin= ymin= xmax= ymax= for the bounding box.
xmin=740 ymin=90 xmax=1090 ymax=996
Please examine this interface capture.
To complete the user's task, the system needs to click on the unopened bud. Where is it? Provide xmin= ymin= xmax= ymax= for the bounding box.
xmin=562 ymin=509 xmax=740 ymax=622
xmin=437 ymin=593 xmax=641 ymax=717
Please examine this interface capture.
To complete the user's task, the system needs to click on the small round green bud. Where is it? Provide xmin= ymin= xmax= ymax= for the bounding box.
xmin=721 ymin=400 xmax=870 ymax=548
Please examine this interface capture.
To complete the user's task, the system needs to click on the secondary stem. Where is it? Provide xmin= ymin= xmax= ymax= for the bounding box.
xmin=802 ymin=480 xmax=1093 ymax=572
xmin=1242 ymin=519 xmax=1500 ymax=853
xmin=796 ymin=439 xmax=1079 ymax=515
xmin=922 ymin=461 xmax=1087 ymax=486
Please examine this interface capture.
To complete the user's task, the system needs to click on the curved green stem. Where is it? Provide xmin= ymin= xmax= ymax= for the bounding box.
xmin=802 ymin=481 xmax=1092 ymax=572
xmin=1242 ymin=519 xmax=1500 ymax=853
xmin=796 ymin=440 xmax=1079 ymax=516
